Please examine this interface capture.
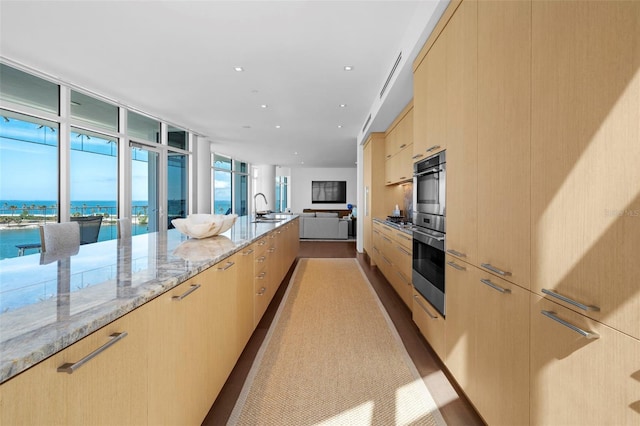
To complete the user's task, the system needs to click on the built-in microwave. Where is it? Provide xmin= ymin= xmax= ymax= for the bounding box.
xmin=413 ymin=151 xmax=446 ymax=218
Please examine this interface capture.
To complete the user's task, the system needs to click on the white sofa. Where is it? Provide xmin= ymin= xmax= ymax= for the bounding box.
xmin=298 ymin=212 xmax=349 ymax=240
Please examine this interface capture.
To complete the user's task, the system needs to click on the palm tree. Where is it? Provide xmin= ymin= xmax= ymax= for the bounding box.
xmin=9 ymin=205 xmax=17 ymax=217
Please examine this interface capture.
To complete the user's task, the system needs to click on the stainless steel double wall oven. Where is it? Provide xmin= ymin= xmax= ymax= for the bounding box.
xmin=412 ymin=151 xmax=446 ymax=316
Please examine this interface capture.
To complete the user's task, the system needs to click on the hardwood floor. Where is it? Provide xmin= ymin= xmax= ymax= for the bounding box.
xmin=202 ymin=240 xmax=484 ymax=425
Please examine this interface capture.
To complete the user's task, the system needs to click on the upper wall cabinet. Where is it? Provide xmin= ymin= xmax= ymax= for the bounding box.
xmin=385 ymin=104 xmax=414 ymax=185
xmin=530 ymin=0 xmax=640 ymax=340
xmin=476 ymin=0 xmax=531 ymax=289
xmin=413 ymin=30 xmax=447 ymax=162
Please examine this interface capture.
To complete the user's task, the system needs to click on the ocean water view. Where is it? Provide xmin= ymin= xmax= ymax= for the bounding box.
xmin=0 ymin=200 xmax=153 ymax=260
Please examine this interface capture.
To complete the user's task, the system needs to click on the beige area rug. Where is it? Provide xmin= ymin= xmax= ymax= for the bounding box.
xmin=228 ymin=258 xmax=447 ymax=426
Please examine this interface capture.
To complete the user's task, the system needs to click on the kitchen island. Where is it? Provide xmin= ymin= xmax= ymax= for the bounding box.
xmin=0 ymin=215 xmax=298 ymax=423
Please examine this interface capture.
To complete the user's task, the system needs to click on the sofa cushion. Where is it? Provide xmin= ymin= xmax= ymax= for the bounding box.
xmin=315 ymin=212 xmax=338 ymax=218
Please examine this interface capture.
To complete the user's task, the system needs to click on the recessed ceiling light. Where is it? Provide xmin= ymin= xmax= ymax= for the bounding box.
xmin=339 ymin=104 xmax=347 ymax=108
xmin=234 ymin=66 xmax=244 ymax=72
xmin=301 ymin=161 xmax=305 ymax=165
xmin=275 ymin=125 xmax=281 ymax=129
xmin=294 ymin=152 xmax=298 ymax=155
xmin=260 ymin=104 xmax=268 ymax=108
xmin=337 ymin=125 xmax=343 ymax=128
xmin=344 ymin=66 xmax=354 ymax=71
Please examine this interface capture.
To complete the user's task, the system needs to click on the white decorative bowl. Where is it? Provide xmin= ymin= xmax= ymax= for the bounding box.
xmin=171 ymin=214 xmax=238 ymax=239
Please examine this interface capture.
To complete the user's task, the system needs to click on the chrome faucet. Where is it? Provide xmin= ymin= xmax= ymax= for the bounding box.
xmin=254 ymin=192 xmax=268 ymax=216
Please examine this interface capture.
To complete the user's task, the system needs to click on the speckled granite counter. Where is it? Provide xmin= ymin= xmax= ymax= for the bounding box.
xmin=373 ymin=217 xmax=414 ymax=236
xmin=0 ymin=215 xmax=297 ymax=384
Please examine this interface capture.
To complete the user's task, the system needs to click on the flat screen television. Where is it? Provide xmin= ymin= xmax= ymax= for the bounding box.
xmin=312 ymin=180 xmax=347 ymax=204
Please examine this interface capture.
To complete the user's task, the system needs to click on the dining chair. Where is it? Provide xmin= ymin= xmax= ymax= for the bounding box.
xmin=117 ymin=217 xmax=132 ymax=239
xmin=70 ymin=216 xmax=103 ymax=245
xmin=39 ymin=222 xmax=80 ymax=255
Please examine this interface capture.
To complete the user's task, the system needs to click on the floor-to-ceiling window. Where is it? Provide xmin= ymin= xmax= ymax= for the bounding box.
xmin=213 ymin=154 xmax=250 ymax=216
xmin=0 ymin=62 xmax=193 ymax=257
xmin=0 ymin=111 xmax=59 ymax=259
xmin=213 ymin=154 xmax=232 ymax=215
xmin=234 ymin=160 xmax=249 ymax=216
xmin=275 ymin=175 xmax=288 ymax=213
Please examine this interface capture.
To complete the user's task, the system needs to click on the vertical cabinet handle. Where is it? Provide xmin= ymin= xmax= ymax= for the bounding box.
xmin=57 ymin=332 xmax=128 ymax=374
xmin=172 ymin=284 xmax=201 ymax=301
xmin=542 ymin=289 xmax=600 ymax=312
xmin=413 ymin=295 xmax=438 ymax=319
xmin=479 ymin=278 xmax=511 ymax=294
xmin=217 ymin=261 xmax=235 ymax=271
xmin=541 ymin=310 xmax=599 ymax=339
xmin=481 ymin=263 xmax=512 ymax=277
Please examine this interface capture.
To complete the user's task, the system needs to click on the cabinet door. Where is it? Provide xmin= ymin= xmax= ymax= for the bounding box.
xmin=148 ymin=276 xmax=212 ymax=425
xmin=531 ymin=0 xmax=640 ymax=339
xmin=413 ymin=61 xmax=428 ymax=163
xmin=212 ymin=254 xmax=240 ymax=381
xmin=530 ymin=295 xmax=640 ymax=425
xmin=0 ymin=305 xmax=149 ymax=426
xmin=237 ymin=244 xmax=256 ymax=352
xmin=412 ymin=290 xmax=445 ymax=359
xmin=445 ymin=0 xmax=478 ymax=265
xmin=477 ymin=0 xmax=531 ymax=288
xmin=424 ymin=31 xmax=447 ymax=157
xmin=474 ymin=270 xmax=530 ymax=426
xmin=444 ymin=256 xmax=477 ymax=399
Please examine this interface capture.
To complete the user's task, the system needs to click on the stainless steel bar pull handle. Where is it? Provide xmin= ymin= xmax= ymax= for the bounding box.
xmin=412 ymin=153 xmax=424 ymax=159
xmin=480 ymin=278 xmax=511 ymax=294
xmin=413 ymin=295 xmax=438 ymax=319
xmin=268 ymin=247 xmax=276 ymax=253
xmin=481 ymin=263 xmax=512 ymax=277
xmin=57 ymin=332 xmax=128 ymax=374
xmin=399 ymin=143 xmax=407 ymax=149
xmin=446 ymin=249 xmax=467 ymax=258
xmin=257 ymin=286 xmax=267 ymax=296
xmin=542 ymin=289 xmax=600 ymax=312
xmin=256 ymin=256 xmax=266 ymax=263
xmin=396 ymin=246 xmax=411 ymax=256
xmin=447 ymin=261 xmax=466 ymax=271
xmin=172 ymin=284 xmax=201 ymax=301
xmin=396 ymin=270 xmax=410 ymax=285
xmin=382 ymin=255 xmax=392 ymax=265
xmin=541 ymin=310 xmax=600 ymax=339
xmin=426 ymin=145 xmax=441 ymax=152
xmin=242 ymin=249 xmax=254 ymax=256
xmin=256 ymin=272 xmax=266 ymax=280
xmin=217 ymin=261 xmax=235 ymax=271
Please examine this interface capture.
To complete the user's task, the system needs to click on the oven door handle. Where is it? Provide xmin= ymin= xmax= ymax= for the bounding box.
xmin=414 ymin=167 xmax=442 ymax=178
xmin=413 ymin=228 xmax=445 ymax=242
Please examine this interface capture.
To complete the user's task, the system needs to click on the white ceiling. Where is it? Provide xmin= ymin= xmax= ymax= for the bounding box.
xmin=0 ymin=0 xmax=447 ymax=168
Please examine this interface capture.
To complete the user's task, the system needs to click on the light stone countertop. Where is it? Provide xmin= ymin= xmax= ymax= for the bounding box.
xmin=0 ymin=214 xmax=297 ymax=384
xmin=373 ymin=217 xmax=414 ymax=236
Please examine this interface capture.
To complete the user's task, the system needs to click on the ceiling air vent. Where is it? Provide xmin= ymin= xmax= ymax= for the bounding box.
xmin=380 ymin=51 xmax=403 ymax=99
xmin=362 ymin=114 xmax=372 ymax=134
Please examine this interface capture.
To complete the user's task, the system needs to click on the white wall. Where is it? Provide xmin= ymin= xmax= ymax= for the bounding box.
xmin=290 ymin=167 xmax=357 ymax=213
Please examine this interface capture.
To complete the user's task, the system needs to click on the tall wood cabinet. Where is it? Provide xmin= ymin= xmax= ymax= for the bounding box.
xmin=476 ymin=0 xmax=531 ymax=289
xmin=442 ymin=0 xmax=478 ymax=265
xmin=531 ymin=0 xmax=640 ymax=341
xmin=363 ymin=133 xmax=390 ymax=264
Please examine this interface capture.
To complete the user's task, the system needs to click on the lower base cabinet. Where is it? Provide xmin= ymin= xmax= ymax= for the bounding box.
xmin=0 ymin=302 xmax=150 ymax=425
xmin=412 ymin=290 xmax=445 ymax=359
xmin=530 ymin=295 xmax=640 ymax=425
xmin=442 ymin=256 xmax=529 ymax=426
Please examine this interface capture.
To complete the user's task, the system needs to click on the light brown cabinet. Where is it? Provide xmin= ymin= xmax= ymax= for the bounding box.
xmin=148 ymin=273 xmax=216 ymax=425
xmin=531 ymin=0 xmax=640 ymax=340
xmin=0 ymin=304 xmax=150 ymax=426
xmin=443 ymin=0 xmax=478 ymax=265
xmin=385 ymin=104 xmax=414 ymax=185
xmin=530 ymin=294 xmax=640 ymax=425
xmin=413 ymin=30 xmax=447 ymax=162
xmin=476 ymin=0 xmax=531 ymax=289
xmin=444 ymin=257 xmax=530 ymax=426
xmin=412 ymin=289 xmax=445 ymax=359
xmin=373 ymin=221 xmax=413 ymax=310
xmin=237 ymin=245 xmax=256 ymax=354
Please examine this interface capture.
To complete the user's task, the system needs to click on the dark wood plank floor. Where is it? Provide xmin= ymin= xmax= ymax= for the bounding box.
xmin=203 ymin=240 xmax=484 ymax=425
